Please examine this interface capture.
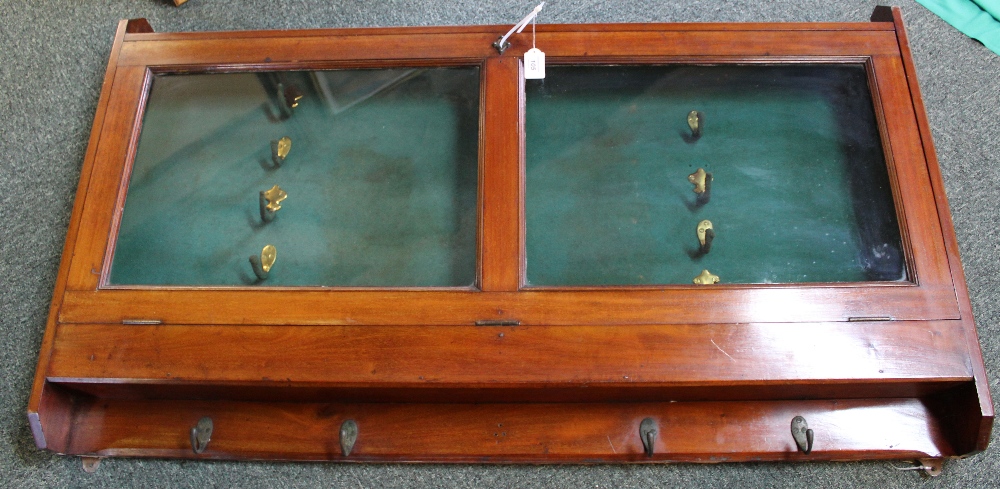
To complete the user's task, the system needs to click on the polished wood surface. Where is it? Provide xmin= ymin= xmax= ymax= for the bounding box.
xmin=113 ymin=30 xmax=902 ymax=69
xmin=57 ymin=286 xmax=960 ymax=325
xmin=28 ymin=7 xmax=992 ymax=462
xmin=45 ymin=321 xmax=972 ymax=389
xmin=886 ymin=5 xmax=994 ymax=452
xmin=479 ymin=56 xmax=523 ymax=291
xmin=26 ymin=19 xmax=132 ymax=452
xmin=53 ymin=398 xmax=956 ymax=462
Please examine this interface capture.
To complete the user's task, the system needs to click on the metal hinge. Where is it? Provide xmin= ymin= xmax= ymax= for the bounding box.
xmin=847 ymin=316 xmax=893 ymax=322
xmin=121 ymin=319 xmax=162 ymax=325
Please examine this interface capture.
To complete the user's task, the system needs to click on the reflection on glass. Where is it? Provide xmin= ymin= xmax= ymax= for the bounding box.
xmin=110 ymin=67 xmax=480 ymax=287
xmin=526 ymin=65 xmax=906 ymax=285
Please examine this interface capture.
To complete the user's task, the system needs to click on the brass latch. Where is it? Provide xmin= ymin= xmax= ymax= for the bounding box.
xmin=475 ymin=320 xmax=521 ymax=326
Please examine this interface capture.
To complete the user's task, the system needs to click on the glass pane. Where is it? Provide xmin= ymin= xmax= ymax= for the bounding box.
xmin=526 ymin=65 xmax=905 ymax=285
xmin=111 ymin=67 xmax=479 ymax=286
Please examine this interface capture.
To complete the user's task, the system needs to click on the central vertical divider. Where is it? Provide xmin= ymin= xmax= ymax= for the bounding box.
xmin=479 ymin=56 xmax=525 ymax=292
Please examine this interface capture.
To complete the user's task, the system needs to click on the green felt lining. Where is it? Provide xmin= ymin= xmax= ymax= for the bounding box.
xmin=110 ymin=68 xmax=480 ymax=287
xmin=525 ymin=65 xmax=906 ymax=285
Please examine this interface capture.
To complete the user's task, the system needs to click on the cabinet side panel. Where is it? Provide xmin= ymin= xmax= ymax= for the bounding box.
xmin=888 ymin=6 xmax=993 ymax=451
xmin=28 ymin=19 xmax=130 ymax=450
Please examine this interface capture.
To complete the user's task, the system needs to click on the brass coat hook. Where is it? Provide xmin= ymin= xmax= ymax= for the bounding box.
xmin=693 ymin=269 xmax=720 ymax=285
xmin=190 ymin=417 xmax=213 ymax=454
xmin=340 ymin=419 xmax=358 ymax=457
xmin=696 ymin=220 xmax=714 ymax=255
xmin=259 ymin=185 xmax=287 ymax=223
xmin=639 ymin=417 xmax=657 ymax=457
xmin=276 ymin=83 xmax=302 ymax=118
xmin=687 ymin=110 xmax=703 ymax=140
xmin=271 ymin=136 xmax=291 ymax=167
xmin=791 ymin=416 xmax=814 ymax=454
xmin=688 ymin=168 xmax=713 ymax=204
xmin=249 ymin=245 xmax=277 ymax=281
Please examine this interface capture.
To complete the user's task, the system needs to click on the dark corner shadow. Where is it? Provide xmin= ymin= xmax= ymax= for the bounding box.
xmin=262 ymin=102 xmax=288 ymax=123
xmin=258 ymin=156 xmax=278 ymax=172
xmin=681 ymin=193 xmax=711 ymax=212
xmin=686 ymin=246 xmax=707 ymax=260
xmin=13 ymin=411 xmax=57 ymax=468
xmin=245 ymin=207 xmax=268 ymax=231
xmin=239 ymin=265 xmax=264 ymax=285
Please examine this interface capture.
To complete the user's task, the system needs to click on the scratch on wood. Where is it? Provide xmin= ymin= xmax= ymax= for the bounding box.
xmin=607 ymin=435 xmax=617 ymax=453
xmin=710 ymin=339 xmax=735 ymax=362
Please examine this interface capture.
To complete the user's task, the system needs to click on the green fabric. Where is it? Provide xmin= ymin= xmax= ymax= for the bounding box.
xmin=917 ymin=0 xmax=1000 ymax=55
xmin=524 ymin=65 xmax=906 ymax=286
xmin=972 ymin=0 xmax=1000 ymax=22
xmin=111 ymin=68 xmax=480 ymax=287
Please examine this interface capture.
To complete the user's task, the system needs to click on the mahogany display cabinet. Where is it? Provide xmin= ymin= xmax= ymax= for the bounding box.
xmin=29 ymin=7 xmax=993 ymax=466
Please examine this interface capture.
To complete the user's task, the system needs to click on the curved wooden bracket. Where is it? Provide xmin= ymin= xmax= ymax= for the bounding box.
xmin=125 ymin=18 xmax=153 ymax=34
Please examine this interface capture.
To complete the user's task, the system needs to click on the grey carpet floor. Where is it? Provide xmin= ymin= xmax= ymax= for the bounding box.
xmin=2 ymin=0 xmax=999 ymax=487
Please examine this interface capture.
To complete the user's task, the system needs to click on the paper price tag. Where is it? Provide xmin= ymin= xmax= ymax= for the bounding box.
xmin=524 ymin=48 xmax=545 ymax=79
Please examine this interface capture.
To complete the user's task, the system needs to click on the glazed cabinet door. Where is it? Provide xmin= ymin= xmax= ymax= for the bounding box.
xmin=56 ymin=24 xmax=961 ymax=326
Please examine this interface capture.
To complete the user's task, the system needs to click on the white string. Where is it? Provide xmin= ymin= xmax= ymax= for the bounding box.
xmin=889 ymin=462 xmax=937 ymax=473
xmin=496 ymin=2 xmax=544 ymax=49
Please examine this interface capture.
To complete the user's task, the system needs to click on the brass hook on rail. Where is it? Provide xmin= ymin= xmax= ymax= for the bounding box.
xmin=791 ymin=416 xmax=814 ymax=454
xmin=687 ymin=110 xmax=703 ymax=140
xmin=696 ymin=220 xmax=714 ymax=255
xmin=259 ymin=185 xmax=287 ymax=223
xmin=693 ymin=269 xmax=720 ymax=285
xmin=276 ymin=83 xmax=302 ymax=118
xmin=249 ymin=245 xmax=277 ymax=281
xmin=271 ymin=136 xmax=291 ymax=168
xmin=688 ymin=168 xmax=713 ymax=202
xmin=190 ymin=416 xmax=213 ymax=454
xmin=340 ymin=419 xmax=358 ymax=457
xmin=639 ymin=417 xmax=657 ymax=457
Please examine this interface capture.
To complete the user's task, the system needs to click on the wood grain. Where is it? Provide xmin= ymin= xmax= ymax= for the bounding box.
xmin=114 ymin=29 xmax=901 ymax=69
xmin=26 ymin=19 xmax=132 ymax=450
xmin=45 ymin=321 xmax=972 ymax=388
xmin=479 ymin=57 xmax=523 ymax=291
xmin=58 ymin=285 xmax=959 ymax=326
xmin=121 ymin=22 xmax=893 ymax=44
xmin=125 ymin=18 xmax=153 ymax=34
xmin=887 ymin=5 xmax=994 ymax=453
xmin=58 ymin=397 xmax=952 ymax=461
xmin=64 ymin=66 xmax=147 ymax=292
